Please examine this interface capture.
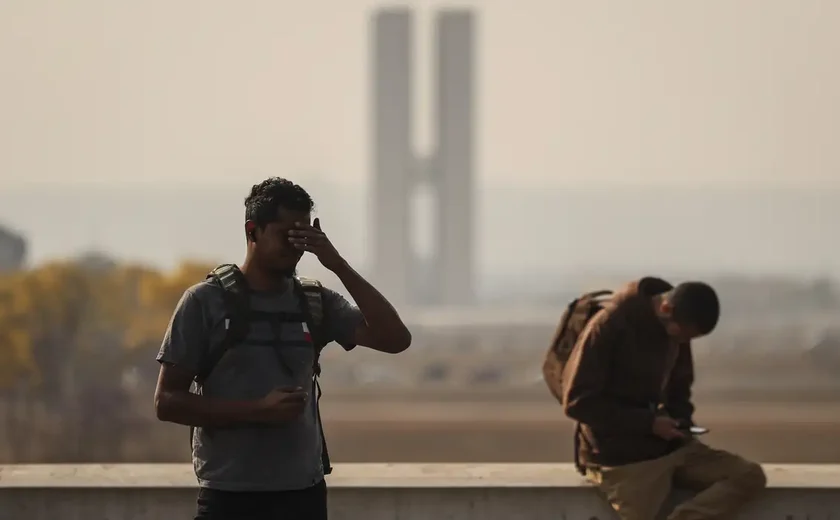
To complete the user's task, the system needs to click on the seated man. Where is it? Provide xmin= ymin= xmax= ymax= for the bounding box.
xmin=562 ymin=277 xmax=766 ymax=520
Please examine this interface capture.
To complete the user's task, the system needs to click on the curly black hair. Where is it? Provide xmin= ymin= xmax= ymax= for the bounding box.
xmin=669 ymin=281 xmax=720 ymax=335
xmin=244 ymin=177 xmax=314 ymax=229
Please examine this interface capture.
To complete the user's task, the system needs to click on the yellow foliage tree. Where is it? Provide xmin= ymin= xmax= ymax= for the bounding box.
xmin=0 ymin=260 xmax=215 ymax=390
xmin=0 ymin=259 xmax=216 ymax=461
xmin=124 ymin=261 xmax=214 ymax=351
xmin=0 ymin=271 xmax=39 ymax=389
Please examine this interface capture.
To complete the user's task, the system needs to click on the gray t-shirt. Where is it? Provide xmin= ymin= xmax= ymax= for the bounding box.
xmin=156 ymin=277 xmax=364 ymax=491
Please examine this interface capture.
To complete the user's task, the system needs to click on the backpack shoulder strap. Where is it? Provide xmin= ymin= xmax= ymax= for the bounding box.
xmin=294 ymin=276 xmax=326 ymax=351
xmin=190 ymin=264 xmax=250 ymax=451
xmin=582 ymin=289 xmax=614 ymax=300
xmin=550 ymin=289 xmax=613 ymax=355
xmin=196 ymin=264 xmax=250 ymax=384
xmin=208 ymin=263 xmax=245 ymax=294
xmin=295 ymin=276 xmax=324 ymax=329
xmin=293 ymin=275 xmax=333 ymax=475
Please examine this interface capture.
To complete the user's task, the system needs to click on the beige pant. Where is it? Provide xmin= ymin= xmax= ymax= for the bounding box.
xmin=586 ymin=440 xmax=767 ymax=520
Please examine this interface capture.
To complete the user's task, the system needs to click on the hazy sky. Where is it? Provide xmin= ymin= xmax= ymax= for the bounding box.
xmin=1 ymin=0 xmax=839 ymax=188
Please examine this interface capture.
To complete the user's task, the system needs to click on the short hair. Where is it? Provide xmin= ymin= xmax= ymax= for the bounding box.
xmin=244 ymin=177 xmax=314 ymax=229
xmin=667 ymin=282 xmax=720 ymax=335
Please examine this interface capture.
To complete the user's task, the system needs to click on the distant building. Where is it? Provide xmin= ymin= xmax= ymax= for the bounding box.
xmin=370 ymin=8 xmax=476 ymax=307
xmin=0 ymin=225 xmax=27 ymax=272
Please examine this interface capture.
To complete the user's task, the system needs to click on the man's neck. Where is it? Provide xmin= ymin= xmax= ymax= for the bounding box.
xmin=650 ymin=295 xmax=671 ymax=328
xmin=240 ymin=259 xmax=290 ymax=293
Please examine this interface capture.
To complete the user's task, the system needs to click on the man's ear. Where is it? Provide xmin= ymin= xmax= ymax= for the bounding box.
xmin=659 ymin=299 xmax=674 ymax=317
xmin=245 ymin=221 xmax=257 ymax=242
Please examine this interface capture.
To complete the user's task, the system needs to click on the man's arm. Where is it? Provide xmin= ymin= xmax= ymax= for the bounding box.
xmin=155 ymin=364 xmax=263 ymax=427
xmin=328 ymin=261 xmax=411 ymax=354
xmin=562 ymin=310 xmax=657 ymax=434
xmin=665 ymin=343 xmax=695 ymax=427
xmin=153 ymin=288 xmax=263 ymax=427
xmin=287 ymin=218 xmax=411 ymax=353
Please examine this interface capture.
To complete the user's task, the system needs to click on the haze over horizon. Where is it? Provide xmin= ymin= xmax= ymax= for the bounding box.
xmin=1 ymin=183 xmax=835 ymax=291
xmin=1 ymin=0 xmax=838 ymax=293
xmin=2 ymin=0 xmax=839 ymax=188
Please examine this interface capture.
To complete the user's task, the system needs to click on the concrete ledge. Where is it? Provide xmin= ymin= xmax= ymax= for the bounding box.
xmin=3 ymin=462 xmax=840 ymax=488
xmin=1 ymin=463 xmax=839 ymax=519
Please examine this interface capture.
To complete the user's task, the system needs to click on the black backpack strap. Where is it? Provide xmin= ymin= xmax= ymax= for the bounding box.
xmin=197 ymin=264 xmax=251 ymax=384
xmin=190 ymin=264 xmax=250 ymax=447
xmin=583 ymin=290 xmax=613 ymax=299
xmin=313 ymin=376 xmax=330 ymax=475
xmin=293 ymin=277 xmax=332 ymax=475
xmin=296 ymin=276 xmax=325 ymax=345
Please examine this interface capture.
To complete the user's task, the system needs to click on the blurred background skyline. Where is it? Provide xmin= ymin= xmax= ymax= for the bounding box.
xmin=1 ymin=0 xmax=839 ymax=286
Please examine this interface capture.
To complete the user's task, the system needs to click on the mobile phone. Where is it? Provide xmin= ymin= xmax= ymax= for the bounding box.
xmin=688 ymin=426 xmax=709 ymax=435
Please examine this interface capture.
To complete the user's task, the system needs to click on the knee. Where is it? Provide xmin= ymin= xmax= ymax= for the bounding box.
xmin=735 ymin=461 xmax=767 ymax=495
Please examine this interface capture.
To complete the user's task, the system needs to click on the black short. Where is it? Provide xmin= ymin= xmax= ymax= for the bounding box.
xmin=195 ymin=480 xmax=328 ymax=520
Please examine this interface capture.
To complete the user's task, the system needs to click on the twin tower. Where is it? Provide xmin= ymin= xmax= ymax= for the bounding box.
xmin=370 ymin=8 xmax=476 ymax=307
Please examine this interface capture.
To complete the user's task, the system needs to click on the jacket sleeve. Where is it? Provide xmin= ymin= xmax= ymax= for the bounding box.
xmin=561 ymin=309 xmax=657 ymax=434
xmin=666 ymin=342 xmax=695 ymax=426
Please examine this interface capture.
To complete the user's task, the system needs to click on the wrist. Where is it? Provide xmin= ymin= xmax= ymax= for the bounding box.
xmin=327 ymin=257 xmax=352 ymax=276
xmin=241 ymin=399 xmax=267 ymax=421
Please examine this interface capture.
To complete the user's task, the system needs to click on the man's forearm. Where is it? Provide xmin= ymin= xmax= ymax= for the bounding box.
xmin=667 ymin=378 xmax=695 ymax=426
xmin=155 ymin=390 xmax=261 ymax=428
xmin=331 ymin=260 xmax=411 ymax=351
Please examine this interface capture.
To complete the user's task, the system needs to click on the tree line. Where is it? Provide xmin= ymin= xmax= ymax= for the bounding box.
xmin=0 ymin=260 xmax=211 ymax=462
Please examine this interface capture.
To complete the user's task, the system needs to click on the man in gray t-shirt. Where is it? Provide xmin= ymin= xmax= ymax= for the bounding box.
xmin=155 ymin=178 xmax=412 ymax=520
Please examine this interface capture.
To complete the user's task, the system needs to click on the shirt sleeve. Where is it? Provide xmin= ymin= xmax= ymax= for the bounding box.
xmin=320 ymin=288 xmax=365 ymax=351
xmin=156 ymin=288 xmax=210 ymax=375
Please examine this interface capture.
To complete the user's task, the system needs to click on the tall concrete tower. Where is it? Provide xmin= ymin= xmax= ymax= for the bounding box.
xmin=370 ymin=8 xmax=414 ymax=307
xmin=434 ymin=10 xmax=475 ymax=306
xmin=370 ymin=8 xmax=476 ymax=307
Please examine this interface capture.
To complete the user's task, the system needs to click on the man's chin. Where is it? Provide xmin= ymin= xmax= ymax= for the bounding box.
xmin=273 ymin=266 xmax=298 ymax=278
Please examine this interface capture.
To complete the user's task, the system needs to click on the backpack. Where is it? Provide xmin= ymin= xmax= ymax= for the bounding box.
xmin=190 ymin=263 xmax=333 ymax=475
xmin=542 ymin=289 xmax=613 ymax=474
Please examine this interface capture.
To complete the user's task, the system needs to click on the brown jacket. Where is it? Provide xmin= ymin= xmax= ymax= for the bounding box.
xmin=561 ymin=277 xmax=695 ymax=467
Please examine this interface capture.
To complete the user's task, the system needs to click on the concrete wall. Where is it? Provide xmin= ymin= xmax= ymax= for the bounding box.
xmin=1 ymin=463 xmax=839 ymax=519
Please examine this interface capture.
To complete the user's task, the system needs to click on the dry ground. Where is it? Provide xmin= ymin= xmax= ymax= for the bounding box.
xmin=318 ymin=398 xmax=840 ymax=464
xmin=127 ymin=392 xmax=840 ymax=465
xmin=10 ymin=386 xmax=840 ymax=464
